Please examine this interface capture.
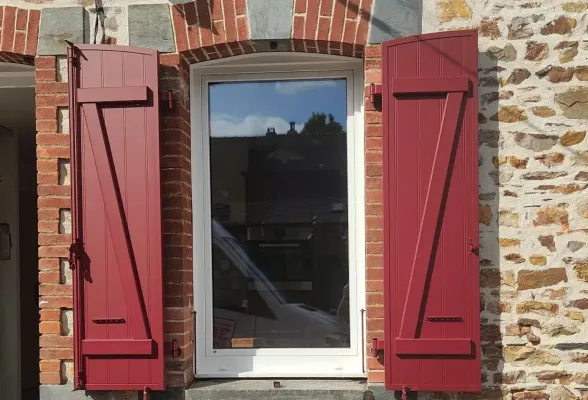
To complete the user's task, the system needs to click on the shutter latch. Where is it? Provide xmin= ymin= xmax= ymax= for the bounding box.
xmin=468 ymin=238 xmax=479 ymax=256
xmin=371 ymin=337 xmax=384 ymax=358
xmin=159 ymin=90 xmax=174 ymax=109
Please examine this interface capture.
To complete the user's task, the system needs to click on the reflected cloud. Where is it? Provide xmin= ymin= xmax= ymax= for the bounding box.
xmin=274 ymin=80 xmax=337 ymax=96
xmin=211 ymin=113 xmax=304 ymax=137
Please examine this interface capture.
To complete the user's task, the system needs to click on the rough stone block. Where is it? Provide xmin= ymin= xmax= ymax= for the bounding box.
xmin=86 ymin=6 xmax=128 ymax=46
xmin=368 ymin=0 xmax=422 ymax=44
xmin=248 ymin=0 xmax=293 ymax=41
xmin=58 ymin=107 xmax=69 ymax=134
xmin=59 ymin=258 xmax=71 ymax=285
xmin=56 ymin=56 xmax=68 ymax=82
xmin=58 ymin=159 xmax=70 ymax=186
xmin=60 ymin=309 xmax=73 ymax=336
xmin=59 ymin=209 xmax=71 ymax=234
xmin=128 ymin=4 xmax=175 ymax=53
xmin=38 ymin=7 xmax=85 ymax=56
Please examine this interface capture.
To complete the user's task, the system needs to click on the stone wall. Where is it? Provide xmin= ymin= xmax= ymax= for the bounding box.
xmin=421 ymin=1 xmax=588 ymax=399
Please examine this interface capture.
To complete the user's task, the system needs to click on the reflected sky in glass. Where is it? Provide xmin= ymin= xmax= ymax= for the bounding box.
xmin=209 ymin=79 xmax=347 ymax=138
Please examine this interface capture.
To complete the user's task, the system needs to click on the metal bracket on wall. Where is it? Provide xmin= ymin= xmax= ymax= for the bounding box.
xmin=160 ymin=90 xmax=174 ymax=109
xmin=369 ymin=84 xmax=382 ymax=106
xmin=371 ymin=337 xmax=384 ymax=358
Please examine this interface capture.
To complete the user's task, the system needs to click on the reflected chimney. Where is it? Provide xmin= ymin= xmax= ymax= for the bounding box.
xmin=287 ymin=121 xmax=298 ymax=136
xmin=266 ymin=127 xmax=277 ymax=136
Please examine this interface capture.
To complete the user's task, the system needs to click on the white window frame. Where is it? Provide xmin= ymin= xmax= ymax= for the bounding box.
xmin=190 ymin=53 xmax=366 ymax=378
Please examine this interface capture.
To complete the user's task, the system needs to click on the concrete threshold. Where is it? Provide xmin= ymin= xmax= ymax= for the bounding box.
xmin=182 ymin=379 xmax=395 ymax=400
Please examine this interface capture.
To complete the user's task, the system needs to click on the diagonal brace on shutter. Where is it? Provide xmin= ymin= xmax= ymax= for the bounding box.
xmin=81 ymin=101 xmax=152 ymax=345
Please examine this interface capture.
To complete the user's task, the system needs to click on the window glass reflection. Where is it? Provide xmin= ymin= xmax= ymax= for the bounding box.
xmin=209 ymin=79 xmax=350 ymax=349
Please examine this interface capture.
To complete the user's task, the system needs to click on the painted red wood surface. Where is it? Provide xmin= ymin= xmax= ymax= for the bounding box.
xmin=68 ymin=45 xmax=164 ymax=391
xmin=382 ymin=30 xmax=479 ymax=392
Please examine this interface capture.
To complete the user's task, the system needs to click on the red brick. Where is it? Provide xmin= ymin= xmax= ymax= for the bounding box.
xmin=37 ymin=147 xmax=70 ymax=158
xmin=223 ymin=0 xmax=238 ymax=43
xmin=37 ymin=196 xmax=70 ymax=208
xmin=40 ymin=348 xmax=74 ymax=360
xmin=367 ymin=356 xmax=384 ymax=370
xmin=39 ymin=296 xmax=72 ymax=309
xmin=39 ymin=284 xmax=72 ymax=296
xmin=367 ymin=292 xmax=383 ymax=305
xmin=25 ymin=10 xmax=40 ymax=56
xmin=36 ymin=107 xmax=57 ymax=120
xmin=38 ymin=186 xmax=70 ymax=196
xmin=293 ymin=15 xmax=305 ymax=39
xmin=1 ymin=7 xmax=16 ymax=52
xmin=39 ymin=271 xmax=61 ymax=284
xmin=367 ymin=317 xmax=384 ymax=331
xmin=210 ymin=0 xmax=222 ymax=20
xmin=365 ymin=111 xmax=381 ymax=124
xmin=40 ymin=335 xmax=73 ymax=348
xmin=366 ymin=267 xmax=383 ymax=279
xmin=35 ymin=69 xmax=55 ymax=81
xmin=366 ymin=137 xmax=382 ymax=151
xmin=39 ymin=258 xmax=60 ymax=271
xmin=368 ymin=305 xmax=384 ymax=319
xmin=320 ymin=0 xmax=333 ymax=15
xmin=236 ymin=16 xmax=249 ymax=42
xmin=37 ymin=173 xmax=58 ymax=185
xmin=365 ymin=45 xmax=381 ymax=59
xmin=40 ymin=309 xmax=61 ymax=320
xmin=40 ymin=360 xmax=61 ymax=372
xmin=346 ymin=0 xmax=359 ymax=19
xmin=366 ymin=190 xmax=383 ymax=203
xmin=39 ymin=246 xmax=69 ymax=258
xmin=365 ymin=164 xmax=382 ymax=177
xmin=366 ymin=243 xmax=383 ymax=254
xmin=213 ymin=20 xmax=226 ymax=45
xmin=171 ymin=5 xmax=189 ymax=52
xmin=365 ymin=58 xmax=380 ymax=69
xmin=317 ymin=17 xmax=330 ymax=41
xmin=38 ymin=221 xmax=59 ymax=233
xmin=36 ymin=120 xmax=59 ymax=133
xmin=35 ymin=56 xmax=55 ymax=69
xmin=39 ymin=233 xmax=71 ymax=246
xmin=365 ymin=204 xmax=383 ymax=216
xmin=365 ymin=69 xmax=381 ymax=84
xmin=366 ymin=229 xmax=383 ymax=242
xmin=235 ymin=0 xmax=247 ymax=15
xmin=294 ymin=0 xmax=307 ymax=13
xmin=365 ymin=151 xmax=382 ymax=164
xmin=197 ymin=0 xmax=213 ymax=46
xmin=343 ymin=19 xmax=357 ymax=45
xmin=355 ymin=0 xmax=372 ymax=46
xmin=35 ymin=94 xmax=68 ymax=106
xmin=38 ymin=208 xmax=61 ymax=220
xmin=305 ymin=0 xmax=320 ymax=39
xmin=365 ymin=177 xmax=382 ymax=190
xmin=40 ymin=372 xmax=61 ymax=385
xmin=366 ymin=215 xmax=383 ymax=228
xmin=36 ymin=82 xmax=68 ymax=94
xmin=16 ymin=8 xmax=28 ymax=30
xmin=14 ymin=31 xmax=25 ymax=54
xmin=39 ymin=321 xmax=61 ymax=334
xmin=366 ymin=278 xmax=383 ymax=292
xmin=368 ymin=370 xmax=385 ymax=382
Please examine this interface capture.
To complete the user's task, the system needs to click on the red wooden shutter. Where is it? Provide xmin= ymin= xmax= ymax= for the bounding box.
xmin=382 ymin=30 xmax=480 ymax=392
xmin=67 ymin=45 xmax=164 ymax=391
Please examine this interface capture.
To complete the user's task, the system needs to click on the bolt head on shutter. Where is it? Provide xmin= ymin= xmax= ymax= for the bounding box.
xmin=67 ymin=45 xmax=164 ymax=391
xmin=381 ymin=30 xmax=480 ymax=392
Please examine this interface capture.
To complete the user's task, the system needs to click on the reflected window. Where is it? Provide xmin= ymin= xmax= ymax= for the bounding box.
xmin=209 ymin=79 xmax=350 ymax=349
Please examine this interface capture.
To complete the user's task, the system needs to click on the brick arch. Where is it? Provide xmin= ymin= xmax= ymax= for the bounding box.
xmin=0 ymin=6 xmax=40 ymax=65
xmin=171 ymin=0 xmax=373 ymax=63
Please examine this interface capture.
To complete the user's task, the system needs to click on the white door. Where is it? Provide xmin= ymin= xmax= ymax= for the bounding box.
xmin=0 ymin=128 xmax=21 ymax=400
xmin=192 ymin=54 xmax=366 ymax=378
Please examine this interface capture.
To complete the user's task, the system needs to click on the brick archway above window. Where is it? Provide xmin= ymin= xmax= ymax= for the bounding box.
xmin=171 ymin=0 xmax=421 ymax=63
xmin=0 ymin=6 xmax=40 ymax=65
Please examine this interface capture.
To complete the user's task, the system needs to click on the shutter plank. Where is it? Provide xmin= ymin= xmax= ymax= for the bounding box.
xmin=382 ymin=30 xmax=479 ymax=393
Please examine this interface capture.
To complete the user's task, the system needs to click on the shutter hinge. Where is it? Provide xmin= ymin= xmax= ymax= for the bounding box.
xmin=68 ymin=240 xmax=82 ymax=270
xmin=371 ymin=337 xmax=384 ymax=358
xmin=65 ymin=40 xmax=79 ymax=66
xmin=369 ymin=84 xmax=382 ymax=106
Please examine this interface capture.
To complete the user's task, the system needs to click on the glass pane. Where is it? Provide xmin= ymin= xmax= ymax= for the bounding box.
xmin=208 ymin=78 xmax=350 ymax=349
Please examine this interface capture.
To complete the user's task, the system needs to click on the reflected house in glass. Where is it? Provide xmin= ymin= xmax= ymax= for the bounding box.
xmin=210 ymin=112 xmax=351 ymax=348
